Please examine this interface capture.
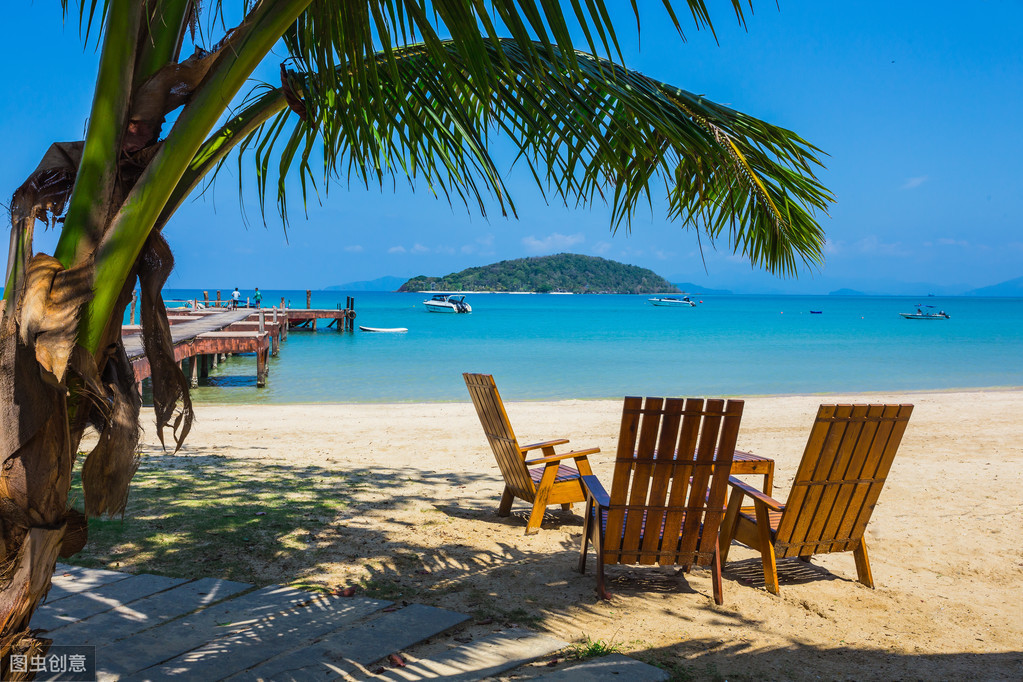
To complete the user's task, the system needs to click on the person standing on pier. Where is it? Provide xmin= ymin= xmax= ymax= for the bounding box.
xmin=231 ymin=287 xmax=241 ymax=309
xmin=254 ymin=287 xmax=262 ymax=309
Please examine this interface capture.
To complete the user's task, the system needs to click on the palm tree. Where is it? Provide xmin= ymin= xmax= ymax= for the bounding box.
xmin=0 ymin=0 xmax=832 ymax=669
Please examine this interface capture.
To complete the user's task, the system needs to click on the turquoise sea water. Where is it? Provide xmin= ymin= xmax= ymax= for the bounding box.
xmin=161 ymin=289 xmax=1023 ymax=404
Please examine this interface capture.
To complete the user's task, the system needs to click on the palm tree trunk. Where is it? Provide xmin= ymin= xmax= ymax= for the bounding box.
xmin=0 ymin=2 xmax=314 ymax=670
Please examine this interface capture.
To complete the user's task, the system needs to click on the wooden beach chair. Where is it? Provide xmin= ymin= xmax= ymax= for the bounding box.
xmin=720 ymin=404 xmax=913 ymax=595
xmin=463 ymin=373 xmax=600 ymax=535
xmin=577 ymin=397 xmax=744 ymax=605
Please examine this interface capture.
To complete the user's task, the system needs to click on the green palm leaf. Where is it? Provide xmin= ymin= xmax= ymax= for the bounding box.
xmin=234 ymin=38 xmax=830 ymax=275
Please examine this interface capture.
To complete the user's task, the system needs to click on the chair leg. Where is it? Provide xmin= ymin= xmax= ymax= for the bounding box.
xmin=498 ymin=486 xmax=514 ymax=517
xmin=719 ymin=487 xmax=743 ymax=564
xmin=561 ymin=503 xmax=572 ymax=511
xmin=853 ymin=536 xmax=874 ymax=588
xmin=593 ymin=531 xmax=605 ymax=601
xmin=711 ymin=537 xmax=724 ymax=606
xmin=526 ymin=463 xmax=558 ymax=535
xmin=754 ymin=500 xmax=779 ymax=595
xmin=578 ymin=502 xmax=592 ymax=574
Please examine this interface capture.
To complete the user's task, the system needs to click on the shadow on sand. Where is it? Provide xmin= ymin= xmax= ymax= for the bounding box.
xmin=69 ymin=446 xmax=1022 ymax=681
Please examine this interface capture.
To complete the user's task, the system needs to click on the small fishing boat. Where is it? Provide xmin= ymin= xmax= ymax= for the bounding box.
xmin=648 ymin=296 xmax=696 ymax=307
xmin=359 ymin=326 xmax=408 ymax=332
xmin=899 ymin=305 xmax=949 ymax=320
xmin=810 ymin=310 xmax=823 ymax=314
xmin=423 ymin=294 xmax=472 ymax=313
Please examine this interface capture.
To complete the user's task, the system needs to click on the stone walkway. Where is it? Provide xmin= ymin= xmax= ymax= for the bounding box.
xmin=34 ymin=565 xmax=668 ymax=681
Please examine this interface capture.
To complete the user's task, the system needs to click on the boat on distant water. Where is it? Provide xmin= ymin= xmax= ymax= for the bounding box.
xmin=359 ymin=326 xmax=408 ymax=332
xmin=648 ymin=295 xmax=696 ymax=307
xmin=424 ymin=294 xmax=472 ymax=313
xmin=810 ymin=310 xmax=823 ymax=314
xmin=900 ymin=305 xmax=949 ymax=320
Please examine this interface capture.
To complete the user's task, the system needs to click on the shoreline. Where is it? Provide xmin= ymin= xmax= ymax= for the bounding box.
xmin=183 ymin=384 xmax=1023 ymax=407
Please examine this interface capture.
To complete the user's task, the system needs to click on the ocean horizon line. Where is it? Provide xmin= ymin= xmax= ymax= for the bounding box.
xmin=168 ymin=384 xmax=1023 ymax=408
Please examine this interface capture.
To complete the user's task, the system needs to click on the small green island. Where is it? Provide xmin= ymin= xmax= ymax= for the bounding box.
xmin=398 ymin=253 xmax=680 ymax=294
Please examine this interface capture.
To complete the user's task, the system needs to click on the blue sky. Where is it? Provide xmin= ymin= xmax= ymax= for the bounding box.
xmin=3 ymin=2 xmax=1022 ymax=294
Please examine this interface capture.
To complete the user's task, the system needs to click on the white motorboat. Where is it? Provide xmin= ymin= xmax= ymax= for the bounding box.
xmin=359 ymin=326 xmax=408 ymax=332
xmin=899 ymin=311 xmax=950 ymax=320
xmin=900 ymin=305 xmax=949 ymax=320
xmin=648 ymin=296 xmax=696 ymax=307
xmin=423 ymin=294 xmax=472 ymax=313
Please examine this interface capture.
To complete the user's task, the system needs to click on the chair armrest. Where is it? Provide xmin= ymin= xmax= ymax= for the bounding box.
xmin=519 ymin=439 xmax=570 ymax=453
xmin=727 ymin=476 xmax=785 ymax=511
xmin=524 ymin=447 xmax=600 ymax=466
xmin=580 ymin=475 xmax=610 ymax=508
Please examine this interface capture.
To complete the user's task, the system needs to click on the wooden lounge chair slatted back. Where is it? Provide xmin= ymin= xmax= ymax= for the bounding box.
xmin=603 ymin=397 xmax=744 ymax=568
xmin=464 ymin=373 xmax=599 ymax=534
xmin=720 ymin=402 xmax=913 ymax=595
xmin=773 ymin=404 xmax=912 ymax=558
xmin=463 ymin=373 xmax=536 ymax=501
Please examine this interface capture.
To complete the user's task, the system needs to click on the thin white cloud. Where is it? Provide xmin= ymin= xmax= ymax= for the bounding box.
xmin=411 ymin=243 xmax=431 ymax=254
xmin=823 ymin=239 xmax=842 ymax=255
xmin=522 ymin=232 xmax=585 ymax=253
xmin=461 ymin=234 xmax=495 ymax=255
xmin=592 ymin=241 xmax=612 ymax=254
xmin=901 ymin=176 xmax=928 ymax=190
xmin=937 ymin=237 xmax=968 ymax=247
xmin=388 ymin=245 xmax=406 ymax=254
xmin=856 ymin=235 xmax=910 ymax=257
xmin=344 ymin=245 xmax=364 ymax=253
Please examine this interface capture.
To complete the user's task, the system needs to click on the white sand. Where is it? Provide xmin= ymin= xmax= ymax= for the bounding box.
xmin=129 ymin=389 xmax=1023 ymax=679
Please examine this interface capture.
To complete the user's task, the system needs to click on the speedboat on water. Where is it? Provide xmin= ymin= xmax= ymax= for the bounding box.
xmin=899 ymin=305 xmax=949 ymax=320
xmin=648 ymin=296 xmax=696 ymax=307
xmin=424 ymin=294 xmax=472 ymax=313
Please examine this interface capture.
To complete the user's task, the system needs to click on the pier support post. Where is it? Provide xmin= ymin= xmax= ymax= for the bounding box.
xmin=306 ymin=290 xmax=312 ymax=309
xmin=130 ymin=291 xmax=137 ymax=325
xmin=199 ymin=355 xmax=209 ymax=379
xmin=216 ymin=290 xmax=222 ymax=307
xmin=203 ymin=291 xmax=209 ymax=306
xmin=189 ymin=356 xmax=199 ymax=388
xmin=256 ymin=345 xmax=268 ymax=387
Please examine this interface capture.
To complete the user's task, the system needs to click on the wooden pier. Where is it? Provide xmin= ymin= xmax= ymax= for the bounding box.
xmin=285 ymin=292 xmax=356 ymax=331
xmin=125 ymin=308 xmax=284 ymax=388
xmin=123 ymin=291 xmax=355 ymax=390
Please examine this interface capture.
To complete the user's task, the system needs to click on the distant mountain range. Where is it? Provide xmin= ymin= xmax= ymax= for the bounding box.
xmin=326 ymin=276 xmax=406 ymax=291
xmin=964 ymin=276 xmax=1023 ymax=297
xmin=398 ymin=254 xmax=678 ymax=294
xmin=324 ymin=272 xmax=1023 ymax=297
xmin=672 ymin=282 xmax=732 ymax=295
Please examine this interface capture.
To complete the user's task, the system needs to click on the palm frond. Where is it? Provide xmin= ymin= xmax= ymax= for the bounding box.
xmin=238 ymin=38 xmax=830 ymax=275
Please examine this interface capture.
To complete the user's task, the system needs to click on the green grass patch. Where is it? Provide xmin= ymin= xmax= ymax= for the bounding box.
xmin=573 ymin=635 xmax=620 ymax=659
xmin=68 ymin=452 xmax=352 ymax=582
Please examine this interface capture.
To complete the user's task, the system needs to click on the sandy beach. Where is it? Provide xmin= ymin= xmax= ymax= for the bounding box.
xmin=106 ymin=389 xmax=1023 ymax=679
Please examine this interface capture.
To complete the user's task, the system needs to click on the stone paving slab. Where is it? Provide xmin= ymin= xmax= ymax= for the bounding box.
xmin=134 ymin=596 xmax=392 ymax=681
xmin=44 ymin=568 xmax=660 ymax=682
xmin=534 ymin=653 xmax=670 ymax=681
xmin=231 ymin=603 xmax=470 ymax=681
xmin=374 ymin=631 xmax=568 ymax=682
xmin=95 ymin=585 xmax=339 ymax=679
xmin=33 ymin=573 xmax=186 ymax=633
xmin=53 ymin=577 xmax=251 ymax=645
xmin=45 ymin=565 xmax=132 ymax=603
